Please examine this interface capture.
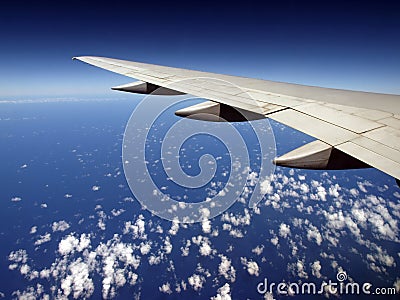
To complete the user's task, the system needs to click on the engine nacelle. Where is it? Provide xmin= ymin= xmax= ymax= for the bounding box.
xmin=112 ymin=81 xmax=185 ymax=95
xmin=174 ymin=101 xmax=265 ymax=122
xmin=273 ymin=140 xmax=370 ymax=170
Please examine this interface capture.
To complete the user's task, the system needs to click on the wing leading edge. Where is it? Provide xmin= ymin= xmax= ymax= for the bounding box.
xmin=73 ymin=56 xmax=400 ymax=183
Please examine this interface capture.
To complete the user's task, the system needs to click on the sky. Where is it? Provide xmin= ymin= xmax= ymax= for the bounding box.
xmin=0 ymin=0 xmax=399 ymax=97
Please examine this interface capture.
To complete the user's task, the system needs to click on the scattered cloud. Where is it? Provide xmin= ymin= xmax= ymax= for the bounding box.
xmin=279 ymin=223 xmax=291 ymax=239
xmin=52 ymin=220 xmax=70 ymax=232
xmin=5 ymin=155 xmax=400 ymax=299
xmin=311 ymin=260 xmax=322 ymax=278
xmin=159 ymin=282 xmax=173 ymax=294
xmin=241 ymin=257 xmax=259 ymax=276
xmin=188 ymin=274 xmax=205 ymax=291
xmin=34 ymin=233 xmax=51 ymax=246
xmin=211 ymin=283 xmax=231 ymax=300
xmin=218 ymin=255 xmax=236 ymax=282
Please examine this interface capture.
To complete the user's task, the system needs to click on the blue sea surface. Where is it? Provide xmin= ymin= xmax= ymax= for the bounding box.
xmin=0 ymin=98 xmax=399 ymax=299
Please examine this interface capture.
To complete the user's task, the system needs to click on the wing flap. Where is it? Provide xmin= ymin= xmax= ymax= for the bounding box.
xmin=337 ymin=140 xmax=400 ymax=179
xmin=348 ymin=135 xmax=400 ymax=164
xmin=362 ymin=126 xmax=400 ymax=152
xmin=168 ymin=80 xmax=283 ymax=114
xmin=243 ymin=90 xmax=308 ymax=107
xmin=292 ymin=102 xmax=384 ymax=134
xmin=268 ymin=109 xmax=358 ymax=145
xmin=378 ymin=117 xmax=400 ymax=130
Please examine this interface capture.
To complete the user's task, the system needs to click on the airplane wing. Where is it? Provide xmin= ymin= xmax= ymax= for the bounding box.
xmin=73 ymin=56 xmax=400 ymax=182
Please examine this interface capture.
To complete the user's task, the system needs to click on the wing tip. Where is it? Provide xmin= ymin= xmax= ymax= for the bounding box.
xmin=72 ymin=56 xmax=86 ymax=61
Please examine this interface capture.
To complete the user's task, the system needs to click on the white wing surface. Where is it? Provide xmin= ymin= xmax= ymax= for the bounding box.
xmin=73 ymin=56 xmax=400 ymax=181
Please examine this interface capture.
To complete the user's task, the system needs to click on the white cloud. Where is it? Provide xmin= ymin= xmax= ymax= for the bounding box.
xmin=159 ymin=282 xmax=172 ymax=294
xmin=222 ymin=223 xmax=231 ymax=232
xmin=311 ymin=260 xmax=322 ymax=278
xmin=229 ymin=228 xmax=244 ymax=238
xmin=10 ymin=233 xmax=148 ymax=299
xmin=296 ymin=260 xmax=308 ymax=279
xmin=193 ymin=236 xmax=213 ymax=257
xmin=20 ymin=264 xmax=30 ymax=275
xmin=221 ymin=209 xmax=251 ymax=227
xmin=271 ymin=236 xmax=279 ymax=246
xmin=61 ymin=259 xmax=94 ymax=299
xmin=11 ymin=197 xmax=22 ymax=202
xmin=211 ymin=283 xmax=231 ymax=300
xmin=163 ymin=237 xmax=172 ymax=255
xmin=264 ymin=292 xmax=275 ymax=300
xmin=201 ymin=219 xmax=211 ymax=234
xmin=92 ymin=185 xmax=100 ymax=191
xmin=52 ymin=220 xmax=70 ymax=232
xmin=97 ymin=211 xmax=106 ymax=231
xmin=367 ymin=245 xmax=396 ymax=268
xmin=59 ymin=234 xmax=91 ymax=255
xmin=129 ymin=272 xmax=138 ymax=286
xmin=241 ymin=257 xmax=259 ymax=276
xmin=298 ymin=174 xmax=306 ymax=181
xmin=306 ymin=224 xmax=322 ymax=246
xmin=349 ymin=188 xmax=359 ymax=197
xmin=34 ymin=233 xmax=51 ymax=246
xmin=8 ymin=249 xmax=28 ymax=264
xmin=181 ymin=240 xmax=191 ymax=257
xmin=40 ymin=269 xmax=50 ymax=279
xmin=192 ymin=235 xmax=203 ymax=245
xmin=394 ymin=278 xmax=400 ymax=293
xmin=260 ymin=178 xmax=273 ymax=195
xmin=199 ymin=240 xmax=212 ymax=256
xmin=188 ymin=274 xmax=205 ymax=291
xmin=111 ymin=208 xmax=125 ymax=217
xmin=123 ymin=215 xmax=146 ymax=239
xmin=148 ymin=255 xmax=161 ymax=265
xmin=168 ymin=218 xmax=179 ymax=235
xmin=351 ymin=208 xmax=367 ymax=224
xmin=328 ymin=184 xmax=341 ymax=198
xmin=140 ymin=242 xmax=151 ymax=255
xmin=316 ymin=186 xmax=327 ymax=201
xmin=218 ymin=255 xmax=236 ymax=282
xmin=252 ymin=245 xmax=264 ymax=255
xmin=300 ymin=183 xmax=309 ymax=194
xmin=102 ymin=256 xmax=116 ymax=298
xmin=7 ymin=167 xmax=400 ymax=299
xmin=279 ymin=223 xmax=291 ymax=238
xmin=199 ymin=207 xmax=211 ymax=219
xmin=357 ymin=181 xmax=368 ymax=193
xmin=96 ymin=237 xmax=141 ymax=298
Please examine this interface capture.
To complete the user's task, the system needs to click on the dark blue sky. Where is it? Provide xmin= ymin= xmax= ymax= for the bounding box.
xmin=0 ymin=0 xmax=399 ymax=97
